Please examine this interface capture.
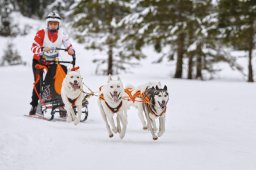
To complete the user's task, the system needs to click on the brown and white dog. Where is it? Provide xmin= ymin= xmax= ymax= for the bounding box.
xmin=61 ymin=68 xmax=84 ymax=125
xmin=98 ymin=75 xmax=127 ymax=139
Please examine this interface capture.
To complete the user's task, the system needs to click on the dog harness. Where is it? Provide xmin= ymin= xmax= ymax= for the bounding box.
xmin=67 ymin=93 xmax=81 ymax=107
xmin=105 ymin=101 xmax=123 ymax=113
xmin=124 ymin=88 xmax=141 ymax=103
xmin=99 ymin=86 xmax=123 ymax=113
xmin=124 ymin=88 xmax=150 ymax=104
xmin=147 ymin=104 xmax=166 ymax=117
xmin=99 ymin=93 xmax=123 ymax=113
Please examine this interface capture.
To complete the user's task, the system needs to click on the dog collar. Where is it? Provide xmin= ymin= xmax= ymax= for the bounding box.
xmin=105 ymin=101 xmax=123 ymax=113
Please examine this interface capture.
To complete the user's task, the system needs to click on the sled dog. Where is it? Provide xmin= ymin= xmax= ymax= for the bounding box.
xmin=126 ymin=82 xmax=169 ymax=140
xmin=61 ymin=68 xmax=84 ymax=125
xmin=98 ymin=75 xmax=127 ymax=139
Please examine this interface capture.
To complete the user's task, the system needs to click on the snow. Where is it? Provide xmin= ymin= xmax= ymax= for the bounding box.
xmin=1 ymin=13 xmax=256 ymax=170
xmin=1 ymin=64 xmax=256 ymax=170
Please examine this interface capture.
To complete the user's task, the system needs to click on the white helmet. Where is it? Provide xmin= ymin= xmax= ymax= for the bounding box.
xmin=46 ymin=12 xmax=61 ymax=31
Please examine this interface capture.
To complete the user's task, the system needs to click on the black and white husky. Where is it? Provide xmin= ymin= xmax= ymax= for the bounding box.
xmin=132 ymin=83 xmax=169 ymax=140
xmin=98 ymin=75 xmax=127 ymax=139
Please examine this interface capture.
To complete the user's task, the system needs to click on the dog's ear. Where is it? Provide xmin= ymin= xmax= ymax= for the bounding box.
xmin=117 ymin=76 xmax=123 ymax=83
xmin=156 ymin=85 xmax=160 ymax=90
xmin=163 ymin=85 xmax=167 ymax=91
xmin=108 ymin=74 xmax=112 ymax=83
xmin=151 ymin=86 xmax=155 ymax=91
xmin=157 ymin=81 xmax=161 ymax=87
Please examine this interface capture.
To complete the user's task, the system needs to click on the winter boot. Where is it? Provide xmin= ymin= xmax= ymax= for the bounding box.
xmin=29 ymin=106 xmax=37 ymax=115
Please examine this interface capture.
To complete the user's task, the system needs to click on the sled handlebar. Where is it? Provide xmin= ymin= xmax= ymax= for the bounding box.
xmin=42 ymin=47 xmax=67 ymax=51
xmin=39 ymin=48 xmax=76 ymax=67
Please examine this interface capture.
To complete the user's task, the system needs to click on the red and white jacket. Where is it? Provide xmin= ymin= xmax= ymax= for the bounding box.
xmin=31 ymin=28 xmax=72 ymax=61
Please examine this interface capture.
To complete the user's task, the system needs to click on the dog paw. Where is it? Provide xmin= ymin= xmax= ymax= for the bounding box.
xmin=74 ymin=119 xmax=80 ymax=125
xmin=158 ymin=131 xmax=164 ymax=137
xmin=66 ymin=116 xmax=72 ymax=123
xmin=112 ymin=128 xmax=118 ymax=133
xmin=119 ymin=133 xmax=125 ymax=139
xmin=117 ymin=127 xmax=121 ymax=133
xmin=71 ymin=115 xmax=76 ymax=121
xmin=119 ymin=132 xmax=125 ymax=139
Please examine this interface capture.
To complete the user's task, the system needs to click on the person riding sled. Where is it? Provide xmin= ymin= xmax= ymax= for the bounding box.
xmin=29 ymin=11 xmax=75 ymax=115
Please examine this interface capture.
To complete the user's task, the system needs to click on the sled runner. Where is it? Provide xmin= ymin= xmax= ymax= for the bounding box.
xmin=24 ymin=114 xmax=49 ymax=121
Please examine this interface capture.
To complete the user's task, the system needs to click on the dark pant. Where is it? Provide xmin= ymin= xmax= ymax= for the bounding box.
xmin=30 ymin=59 xmax=43 ymax=107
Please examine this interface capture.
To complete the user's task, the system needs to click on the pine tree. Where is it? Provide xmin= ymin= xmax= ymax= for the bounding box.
xmin=218 ymin=0 xmax=256 ymax=82
xmin=123 ymin=0 xmax=193 ymax=78
xmin=0 ymin=0 xmax=12 ymax=36
xmin=1 ymin=42 xmax=24 ymax=66
xmin=46 ymin=0 xmax=75 ymax=20
xmin=71 ymin=0 xmax=140 ymax=75
xmin=14 ymin=0 xmax=54 ymax=18
xmin=186 ymin=1 xmax=219 ymax=80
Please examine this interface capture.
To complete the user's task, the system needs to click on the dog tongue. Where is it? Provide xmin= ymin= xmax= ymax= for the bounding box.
xmin=73 ymin=84 xmax=80 ymax=90
xmin=113 ymin=95 xmax=119 ymax=102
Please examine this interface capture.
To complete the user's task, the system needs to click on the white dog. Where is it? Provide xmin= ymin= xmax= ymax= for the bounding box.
xmin=61 ymin=68 xmax=84 ymax=125
xmin=98 ymin=75 xmax=127 ymax=139
xmin=125 ymin=82 xmax=169 ymax=140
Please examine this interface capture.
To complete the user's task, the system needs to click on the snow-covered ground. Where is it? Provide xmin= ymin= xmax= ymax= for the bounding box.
xmin=1 ymin=63 xmax=256 ymax=170
xmin=0 ymin=13 xmax=256 ymax=170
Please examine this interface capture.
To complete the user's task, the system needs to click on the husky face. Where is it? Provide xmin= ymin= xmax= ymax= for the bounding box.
xmin=66 ymin=70 xmax=83 ymax=91
xmin=105 ymin=75 xmax=124 ymax=103
xmin=147 ymin=85 xmax=169 ymax=110
xmin=154 ymin=85 xmax=169 ymax=109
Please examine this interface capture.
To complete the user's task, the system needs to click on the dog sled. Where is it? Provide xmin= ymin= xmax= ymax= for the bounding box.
xmin=31 ymin=48 xmax=89 ymax=122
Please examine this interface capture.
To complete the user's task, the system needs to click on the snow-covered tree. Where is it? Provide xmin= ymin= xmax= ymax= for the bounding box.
xmin=218 ymin=0 xmax=256 ymax=82
xmin=0 ymin=42 xmax=25 ymax=66
xmin=71 ymin=0 xmax=142 ymax=75
xmin=0 ymin=0 xmax=12 ymax=36
xmin=15 ymin=0 xmax=54 ymax=18
xmin=185 ymin=0 xmax=219 ymax=80
xmin=45 ymin=0 xmax=75 ymax=20
xmin=122 ymin=0 xmax=193 ymax=78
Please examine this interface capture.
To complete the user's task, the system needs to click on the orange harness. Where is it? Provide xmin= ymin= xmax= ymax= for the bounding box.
xmin=99 ymin=87 xmax=150 ymax=104
xmin=124 ymin=88 xmax=150 ymax=104
xmin=124 ymin=88 xmax=166 ymax=117
xmin=98 ymin=87 xmax=152 ymax=114
xmin=124 ymin=88 xmax=141 ymax=102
